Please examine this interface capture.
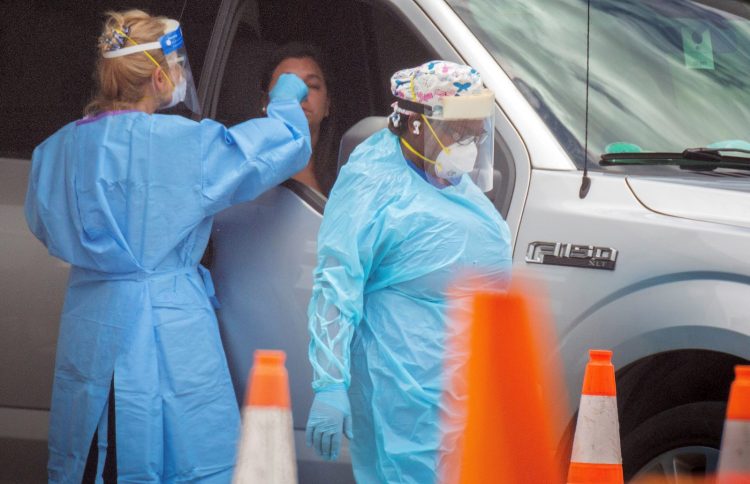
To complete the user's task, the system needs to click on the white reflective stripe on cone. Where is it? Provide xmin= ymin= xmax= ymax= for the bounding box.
xmin=718 ymin=420 xmax=750 ymax=473
xmin=571 ymin=395 xmax=622 ymax=465
xmin=233 ymin=407 xmax=297 ymax=484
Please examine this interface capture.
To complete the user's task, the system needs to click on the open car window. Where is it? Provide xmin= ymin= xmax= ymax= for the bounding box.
xmin=213 ymin=0 xmax=435 ymax=199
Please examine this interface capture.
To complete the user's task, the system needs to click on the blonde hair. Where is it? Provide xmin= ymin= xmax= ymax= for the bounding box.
xmin=85 ymin=10 xmax=169 ymax=115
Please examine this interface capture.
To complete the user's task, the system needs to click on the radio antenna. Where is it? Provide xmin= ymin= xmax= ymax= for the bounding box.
xmin=579 ymin=0 xmax=592 ymax=199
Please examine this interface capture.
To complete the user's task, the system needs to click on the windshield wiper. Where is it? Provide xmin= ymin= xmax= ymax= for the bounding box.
xmin=600 ymin=148 xmax=750 ymax=171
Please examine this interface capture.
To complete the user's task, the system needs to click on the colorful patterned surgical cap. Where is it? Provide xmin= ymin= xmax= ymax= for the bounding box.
xmin=390 ymin=60 xmax=483 ymax=106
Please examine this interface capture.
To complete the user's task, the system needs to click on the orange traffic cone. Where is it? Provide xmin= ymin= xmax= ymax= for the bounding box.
xmin=232 ymin=350 xmax=296 ymax=484
xmin=445 ymin=286 xmax=566 ymax=484
xmin=567 ymin=350 xmax=624 ymax=484
xmin=717 ymin=365 xmax=750 ymax=484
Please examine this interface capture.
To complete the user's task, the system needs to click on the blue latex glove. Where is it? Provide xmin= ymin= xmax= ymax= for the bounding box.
xmin=305 ymin=385 xmax=353 ymax=461
xmin=269 ymin=73 xmax=308 ymax=103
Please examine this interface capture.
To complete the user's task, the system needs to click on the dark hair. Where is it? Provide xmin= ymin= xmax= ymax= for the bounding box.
xmin=261 ymin=42 xmax=330 ymax=93
xmin=261 ymin=43 xmax=338 ymax=196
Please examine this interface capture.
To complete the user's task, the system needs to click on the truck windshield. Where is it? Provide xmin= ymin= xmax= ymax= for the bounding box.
xmin=447 ymin=0 xmax=750 ymax=169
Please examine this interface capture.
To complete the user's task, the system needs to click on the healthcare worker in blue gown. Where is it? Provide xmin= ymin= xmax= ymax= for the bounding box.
xmin=24 ymin=10 xmax=311 ymax=483
xmin=304 ymin=61 xmax=512 ymax=483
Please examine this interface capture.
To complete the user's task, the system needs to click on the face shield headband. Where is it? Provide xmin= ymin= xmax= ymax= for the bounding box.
xmin=102 ymin=19 xmax=201 ymax=115
xmin=395 ymin=89 xmax=495 ymax=192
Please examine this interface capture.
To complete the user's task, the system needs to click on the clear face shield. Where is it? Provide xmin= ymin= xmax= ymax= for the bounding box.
xmin=102 ymin=19 xmax=200 ymax=115
xmin=399 ymin=90 xmax=495 ymax=191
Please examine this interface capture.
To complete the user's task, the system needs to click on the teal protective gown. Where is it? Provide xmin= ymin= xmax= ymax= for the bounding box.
xmin=308 ymin=129 xmax=512 ymax=483
xmin=25 ymin=100 xmax=310 ymax=483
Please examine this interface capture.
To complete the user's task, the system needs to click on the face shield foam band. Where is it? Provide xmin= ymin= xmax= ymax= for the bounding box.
xmin=441 ymin=90 xmax=494 ymax=119
xmin=394 ymin=90 xmax=495 ymax=121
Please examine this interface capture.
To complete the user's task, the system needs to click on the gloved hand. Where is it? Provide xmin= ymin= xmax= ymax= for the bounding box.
xmin=269 ymin=73 xmax=308 ymax=104
xmin=305 ymin=385 xmax=353 ymax=461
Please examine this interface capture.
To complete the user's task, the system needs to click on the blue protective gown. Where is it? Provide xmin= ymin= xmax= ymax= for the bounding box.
xmin=308 ymin=129 xmax=512 ymax=483
xmin=25 ymin=100 xmax=310 ymax=483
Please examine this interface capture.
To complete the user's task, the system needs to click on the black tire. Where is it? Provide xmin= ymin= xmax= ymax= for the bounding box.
xmin=621 ymin=401 xmax=725 ymax=482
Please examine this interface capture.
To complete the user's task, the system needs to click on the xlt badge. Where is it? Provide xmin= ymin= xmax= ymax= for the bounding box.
xmin=525 ymin=241 xmax=617 ymax=271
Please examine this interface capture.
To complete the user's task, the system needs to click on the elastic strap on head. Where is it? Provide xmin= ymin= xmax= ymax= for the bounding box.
xmin=394 ymin=98 xmax=449 ymax=153
xmin=420 ymin=114 xmax=449 ymax=152
xmin=105 ymin=28 xmax=174 ymax=88
xmin=400 ymin=137 xmax=442 ymax=171
xmin=102 ymin=41 xmax=162 ymax=58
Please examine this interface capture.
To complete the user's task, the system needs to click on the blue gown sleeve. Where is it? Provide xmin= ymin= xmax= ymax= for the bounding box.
xmin=308 ymin=166 xmax=391 ymax=391
xmin=25 ymin=156 xmax=45 ymax=246
xmin=24 ymin=128 xmax=74 ymax=257
xmin=200 ymin=98 xmax=311 ymax=214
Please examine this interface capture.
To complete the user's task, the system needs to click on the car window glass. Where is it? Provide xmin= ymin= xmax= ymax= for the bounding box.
xmin=448 ymin=0 xmax=750 ymax=168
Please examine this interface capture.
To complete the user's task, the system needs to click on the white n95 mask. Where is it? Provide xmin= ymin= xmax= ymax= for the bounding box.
xmin=164 ymin=76 xmax=187 ymax=109
xmin=435 ymin=142 xmax=478 ymax=178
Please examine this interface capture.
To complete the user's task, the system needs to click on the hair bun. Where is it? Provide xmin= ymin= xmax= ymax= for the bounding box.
xmin=98 ymin=25 xmax=130 ymax=54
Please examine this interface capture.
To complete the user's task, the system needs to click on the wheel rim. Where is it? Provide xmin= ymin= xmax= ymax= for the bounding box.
xmin=631 ymin=445 xmax=720 ymax=483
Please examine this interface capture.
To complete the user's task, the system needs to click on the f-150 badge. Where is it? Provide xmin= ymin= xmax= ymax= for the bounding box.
xmin=525 ymin=242 xmax=617 ymax=270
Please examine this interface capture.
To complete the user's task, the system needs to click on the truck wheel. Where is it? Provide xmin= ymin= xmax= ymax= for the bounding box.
xmin=621 ymin=401 xmax=725 ymax=482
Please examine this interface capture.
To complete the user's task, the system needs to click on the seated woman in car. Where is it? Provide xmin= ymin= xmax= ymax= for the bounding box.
xmin=261 ymin=42 xmax=337 ymax=196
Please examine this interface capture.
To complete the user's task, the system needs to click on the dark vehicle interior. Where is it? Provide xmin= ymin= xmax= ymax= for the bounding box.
xmin=209 ymin=0 xmax=434 ymax=200
xmin=0 ymin=0 xmax=222 ymax=160
xmin=205 ymin=0 xmax=516 ymax=216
